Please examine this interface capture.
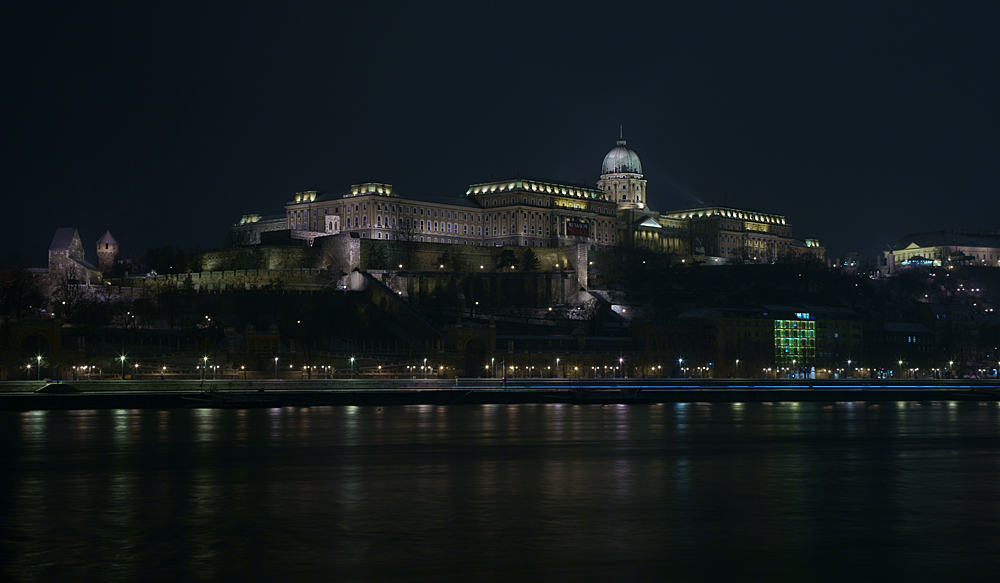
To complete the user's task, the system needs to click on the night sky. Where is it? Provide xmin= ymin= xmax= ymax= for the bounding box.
xmin=5 ymin=2 xmax=998 ymax=268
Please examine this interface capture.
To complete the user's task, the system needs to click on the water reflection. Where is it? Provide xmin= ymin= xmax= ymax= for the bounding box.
xmin=3 ymin=403 xmax=1000 ymax=582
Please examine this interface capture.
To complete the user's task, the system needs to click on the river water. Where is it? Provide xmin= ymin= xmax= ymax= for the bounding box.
xmin=2 ymin=402 xmax=1000 ymax=582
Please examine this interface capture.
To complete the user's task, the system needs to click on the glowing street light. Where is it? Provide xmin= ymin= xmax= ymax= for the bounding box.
xmin=274 ymin=356 xmax=279 ymax=379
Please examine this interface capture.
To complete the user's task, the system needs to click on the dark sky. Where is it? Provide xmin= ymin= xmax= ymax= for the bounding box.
xmin=5 ymin=2 xmax=998 ymax=267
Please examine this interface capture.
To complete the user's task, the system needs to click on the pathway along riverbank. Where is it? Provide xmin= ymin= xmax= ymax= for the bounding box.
xmin=1 ymin=378 xmax=999 ymax=410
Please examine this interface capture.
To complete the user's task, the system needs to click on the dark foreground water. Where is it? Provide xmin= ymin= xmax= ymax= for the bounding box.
xmin=3 ymin=402 xmax=1000 ymax=582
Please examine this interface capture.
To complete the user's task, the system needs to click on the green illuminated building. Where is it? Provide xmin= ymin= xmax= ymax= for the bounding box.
xmin=775 ymin=312 xmax=816 ymax=366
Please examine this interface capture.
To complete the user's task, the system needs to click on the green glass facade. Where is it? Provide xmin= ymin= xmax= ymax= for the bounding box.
xmin=774 ymin=319 xmax=816 ymax=365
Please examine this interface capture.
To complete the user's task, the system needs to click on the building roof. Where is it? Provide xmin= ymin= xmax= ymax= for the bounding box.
xmin=306 ymin=185 xmax=482 ymax=209
xmin=49 ymin=228 xmax=78 ymax=251
xmin=601 ymin=139 xmax=642 ymax=174
xmin=661 ymin=205 xmax=787 ymax=225
xmin=925 ymin=303 xmax=976 ymax=319
xmin=72 ymin=258 xmax=99 ymax=271
xmin=678 ymin=307 xmax=771 ymax=319
xmin=467 ymin=176 xmax=608 ymax=201
xmin=97 ymin=230 xmax=118 ymax=246
xmin=884 ymin=322 xmax=932 ymax=333
xmin=893 ymin=230 xmax=1000 ymax=251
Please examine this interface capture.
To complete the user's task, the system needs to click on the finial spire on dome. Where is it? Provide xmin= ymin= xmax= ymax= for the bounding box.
xmin=618 ymin=125 xmax=625 ymax=146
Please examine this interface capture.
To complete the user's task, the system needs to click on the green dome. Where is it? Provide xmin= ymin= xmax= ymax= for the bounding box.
xmin=602 ymin=139 xmax=642 ymax=174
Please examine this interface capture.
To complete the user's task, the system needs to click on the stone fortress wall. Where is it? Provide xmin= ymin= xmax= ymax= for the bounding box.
xmin=127 ymin=233 xmax=591 ymax=301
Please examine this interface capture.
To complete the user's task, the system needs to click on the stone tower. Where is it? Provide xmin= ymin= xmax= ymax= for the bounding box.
xmin=596 ymin=134 xmax=647 ymax=211
xmin=96 ymin=230 xmax=119 ymax=273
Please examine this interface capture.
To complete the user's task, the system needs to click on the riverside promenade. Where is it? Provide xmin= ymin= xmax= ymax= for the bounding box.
xmin=2 ymin=378 xmax=999 ymax=410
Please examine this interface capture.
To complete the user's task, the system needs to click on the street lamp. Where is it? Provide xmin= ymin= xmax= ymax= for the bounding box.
xmin=120 ymin=355 xmax=126 ymax=380
xmin=555 ymin=357 xmax=560 ymax=378
xmin=735 ymin=359 xmax=740 ymax=378
xmin=36 ymin=355 xmax=42 ymax=381
xmin=274 ymin=356 xmax=279 ymax=379
xmin=423 ymin=357 xmax=427 ymax=379
xmin=678 ymin=358 xmax=684 ymax=378
xmin=351 ymin=357 xmax=357 ymax=379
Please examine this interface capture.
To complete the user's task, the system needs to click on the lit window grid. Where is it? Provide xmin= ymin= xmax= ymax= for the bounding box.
xmin=774 ymin=320 xmax=816 ymax=364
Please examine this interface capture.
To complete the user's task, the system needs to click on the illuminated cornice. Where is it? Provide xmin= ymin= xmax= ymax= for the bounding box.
xmin=466 ymin=178 xmax=610 ymax=201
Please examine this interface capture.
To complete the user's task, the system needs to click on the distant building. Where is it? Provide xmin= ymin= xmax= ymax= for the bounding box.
xmin=660 ymin=206 xmax=797 ymax=262
xmin=886 ymin=230 xmax=1000 ymax=268
xmin=662 ymin=305 xmax=861 ymax=377
xmin=231 ymin=213 xmax=287 ymax=246
xmin=46 ymin=228 xmax=102 ymax=285
xmin=231 ymin=136 xmax=821 ymax=266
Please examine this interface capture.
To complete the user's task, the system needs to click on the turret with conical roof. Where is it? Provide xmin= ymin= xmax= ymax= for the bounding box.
xmin=96 ymin=230 xmax=119 ymax=273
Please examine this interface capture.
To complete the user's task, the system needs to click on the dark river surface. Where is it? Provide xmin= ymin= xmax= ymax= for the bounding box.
xmin=3 ymin=401 xmax=1000 ymax=582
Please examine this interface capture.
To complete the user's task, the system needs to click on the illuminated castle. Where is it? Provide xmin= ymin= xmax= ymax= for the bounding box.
xmin=232 ymin=137 xmax=819 ymax=264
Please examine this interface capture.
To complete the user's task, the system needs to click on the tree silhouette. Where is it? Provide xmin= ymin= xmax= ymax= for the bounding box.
xmin=496 ymin=249 xmax=519 ymax=272
xmin=521 ymin=248 xmax=539 ymax=271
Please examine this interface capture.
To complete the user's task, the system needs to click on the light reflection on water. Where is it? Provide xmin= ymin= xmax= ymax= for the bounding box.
xmin=3 ymin=402 xmax=1000 ymax=582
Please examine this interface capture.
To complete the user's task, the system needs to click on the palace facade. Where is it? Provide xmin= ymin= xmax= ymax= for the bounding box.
xmin=886 ymin=230 xmax=1000 ymax=268
xmin=232 ymin=137 xmax=819 ymax=264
